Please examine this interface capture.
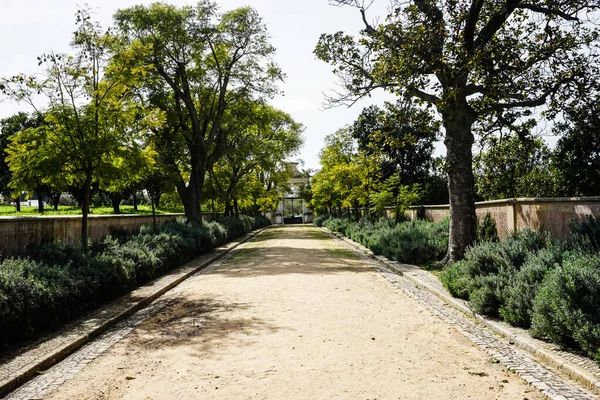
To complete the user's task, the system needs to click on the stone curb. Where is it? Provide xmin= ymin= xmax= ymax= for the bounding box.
xmin=0 ymin=227 xmax=266 ymax=399
xmin=321 ymin=227 xmax=600 ymax=395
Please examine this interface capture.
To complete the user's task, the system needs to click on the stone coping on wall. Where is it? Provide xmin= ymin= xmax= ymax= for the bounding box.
xmin=410 ymin=196 xmax=600 ymax=209
xmin=0 ymin=213 xmax=185 ymax=222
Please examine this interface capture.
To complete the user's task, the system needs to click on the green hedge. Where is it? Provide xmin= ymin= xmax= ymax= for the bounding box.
xmin=442 ymin=217 xmax=600 ymax=362
xmin=0 ymin=215 xmax=270 ymax=345
xmin=318 ymin=216 xmax=449 ymax=266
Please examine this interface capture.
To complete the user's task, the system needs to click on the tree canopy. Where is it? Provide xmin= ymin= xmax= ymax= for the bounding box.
xmin=553 ymin=101 xmax=600 ymax=196
xmin=316 ymin=0 xmax=600 ymax=262
xmin=474 ymin=135 xmax=556 ymax=200
xmin=114 ymin=1 xmax=282 ymax=222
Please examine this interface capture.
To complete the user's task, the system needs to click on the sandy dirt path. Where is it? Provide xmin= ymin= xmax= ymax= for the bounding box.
xmin=46 ymin=226 xmax=541 ymax=400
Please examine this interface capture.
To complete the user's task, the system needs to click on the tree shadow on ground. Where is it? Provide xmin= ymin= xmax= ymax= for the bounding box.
xmin=127 ymin=296 xmax=283 ymax=357
xmin=209 ymin=246 xmax=372 ymax=278
xmin=248 ymin=225 xmax=330 ymax=242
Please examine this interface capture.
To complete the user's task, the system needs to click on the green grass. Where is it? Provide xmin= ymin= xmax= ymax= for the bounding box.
xmin=0 ymin=204 xmax=184 ymax=216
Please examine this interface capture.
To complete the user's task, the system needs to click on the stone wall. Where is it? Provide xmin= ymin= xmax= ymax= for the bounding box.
xmin=408 ymin=197 xmax=600 ymax=238
xmin=0 ymin=213 xmax=186 ymax=257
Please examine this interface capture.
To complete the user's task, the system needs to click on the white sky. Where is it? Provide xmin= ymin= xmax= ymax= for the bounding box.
xmin=0 ymin=0 xmax=412 ymax=171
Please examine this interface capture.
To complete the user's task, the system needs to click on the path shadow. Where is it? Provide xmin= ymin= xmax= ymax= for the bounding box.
xmin=128 ymin=296 xmax=282 ymax=357
xmin=209 ymin=245 xmax=372 ymax=278
xmin=248 ymin=225 xmax=330 ymax=242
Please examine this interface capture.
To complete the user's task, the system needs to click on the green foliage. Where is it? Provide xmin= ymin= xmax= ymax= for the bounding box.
xmin=2 ymin=10 xmax=160 ymax=239
xmin=442 ymin=230 xmax=550 ymax=316
xmin=500 ymin=246 xmax=563 ymax=327
xmin=321 ymin=216 xmax=448 ymax=265
xmin=476 ymin=213 xmax=498 ymax=242
xmin=443 ymin=217 xmax=600 ymax=361
xmin=531 ymin=252 xmax=600 ymax=361
xmin=568 ymin=216 xmax=600 ymax=252
xmin=313 ymin=215 xmax=330 ymax=227
xmin=0 ymin=112 xmax=48 ymax=202
xmin=351 ymin=100 xmax=438 ymax=189
xmin=0 ymin=215 xmax=269 ymax=345
xmin=114 ymin=2 xmax=281 ymax=221
xmin=208 ymin=104 xmax=304 ymax=216
xmin=552 ymin=101 xmax=600 ymax=197
xmin=474 ymin=135 xmax=557 ymax=200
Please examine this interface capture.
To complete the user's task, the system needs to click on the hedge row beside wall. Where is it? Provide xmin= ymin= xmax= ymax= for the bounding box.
xmin=0 ymin=215 xmax=271 ymax=346
xmin=315 ymin=216 xmax=449 ymax=266
xmin=442 ymin=217 xmax=600 ymax=362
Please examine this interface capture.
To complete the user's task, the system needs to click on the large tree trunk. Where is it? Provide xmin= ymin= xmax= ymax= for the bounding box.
xmin=36 ymin=191 xmax=44 ymax=214
xmin=176 ymin=178 xmax=203 ymax=223
xmin=224 ymin=200 xmax=233 ymax=216
xmin=443 ymin=103 xmax=478 ymax=264
xmin=132 ymin=191 xmax=138 ymax=212
xmin=52 ymin=192 xmax=60 ymax=211
xmin=14 ymin=196 xmax=20 ymax=212
xmin=151 ymin=196 xmax=157 ymax=231
xmin=176 ymin=159 xmax=205 ymax=223
xmin=81 ymin=175 xmax=92 ymax=247
xmin=110 ymin=193 xmax=122 ymax=214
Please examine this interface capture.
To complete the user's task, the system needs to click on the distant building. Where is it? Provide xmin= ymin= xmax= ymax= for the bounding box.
xmin=269 ymin=162 xmax=313 ymax=224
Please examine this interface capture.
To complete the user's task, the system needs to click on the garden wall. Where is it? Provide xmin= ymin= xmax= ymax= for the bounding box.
xmin=0 ymin=213 xmax=191 ymax=257
xmin=408 ymin=197 xmax=600 ymax=238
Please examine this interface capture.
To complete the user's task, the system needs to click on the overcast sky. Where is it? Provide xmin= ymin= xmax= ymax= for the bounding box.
xmin=0 ymin=0 xmax=412 ymax=171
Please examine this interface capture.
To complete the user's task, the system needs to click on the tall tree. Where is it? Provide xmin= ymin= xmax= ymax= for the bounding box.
xmin=351 ymin=101 xmax=438 ymax=186
xmin=114 ymin=1 xmax=282 ymax=222
xmin=553 ymin=101 xmax=600 ymax=196
xmin=0 ymin=112 xmax=45 ymax=211
xmin=1 ymin=10 xmax=160 ymax=243
xmin=209 ymin=103 xmax=303 ymax=216
xmin=474 ymin=135 xmax=556 ymax=200
xmin=315 ymin=0 xmax=599 ymax=262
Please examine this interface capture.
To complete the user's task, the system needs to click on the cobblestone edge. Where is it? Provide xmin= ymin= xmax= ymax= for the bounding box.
xmin=320 ymin=227 xmax=600 ymax=395
xmin=0 ymin=227 xmax=267 ymax=398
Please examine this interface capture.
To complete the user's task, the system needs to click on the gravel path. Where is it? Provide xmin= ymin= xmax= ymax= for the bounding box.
xmin=8 ymin=226 xmax=550 ymax=399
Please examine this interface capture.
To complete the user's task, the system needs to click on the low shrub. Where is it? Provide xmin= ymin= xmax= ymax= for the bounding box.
xmin=442 ymin=228 xmax=557 ymax=316
xmin=531 ymin=252 xmax=600 ymax=361
xmin=319 ymin=216 xmax=448 ymax=266
xmin=476 ymin=213 xmax=498 ymax=242
xmin=313 ymin=214 xmax=330 ymax=227
xmin=442 ymin=216 xmax=600 ymax=363
xmin=568 ymin=216 xmax=600 ymax=252
xmin=499 ymin=246 xmax=562 ymax=327
xmin=0 ymin=215 xmax=269 ymax=345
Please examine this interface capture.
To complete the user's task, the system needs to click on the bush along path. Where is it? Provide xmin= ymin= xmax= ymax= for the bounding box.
xmin=7 ymin=226 xmax=545 ymax=400
xmin=314 ymin=215 xmax=449 ymax=266
xmin=0 ymin=217 xmax=269 ymax=398
xmin=317 ymin=215 xmax=600 ymax=367
xmin=319 ymin=214 xmax=600 ymax=394
xmin=324 ymin=227 xmax=599 ymax=400
xmin=442 ymin=217 xmax=600 ymax=364
xmin=0 ymin=215 xmax=271 ymax=346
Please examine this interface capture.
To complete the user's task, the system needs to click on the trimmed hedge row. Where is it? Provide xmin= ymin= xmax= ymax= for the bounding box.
xmin=315 ymin=216 xmax=449 ymax=266
xmin=442 ymin=216 xmax=600 ymax=362
xmin=0 ymin=215 xmax=270 ymax=346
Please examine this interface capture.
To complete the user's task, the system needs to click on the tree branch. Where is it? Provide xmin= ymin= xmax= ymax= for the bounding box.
xmin=480 ymin=77 xmax=575 ymax=113
xmin=408 ymin=85 xmax=441 ymax=104
xmin=464 ymin=0 xmax=485 ymax=51
xmin=474 ymin=0 xmax=521 ymax=50
xmin=516 ymin=3 xmax=579 ymax=21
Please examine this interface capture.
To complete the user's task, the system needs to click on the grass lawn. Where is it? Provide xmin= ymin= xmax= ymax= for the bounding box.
xmin=0 ymin=204 xmax=184 ymax=216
